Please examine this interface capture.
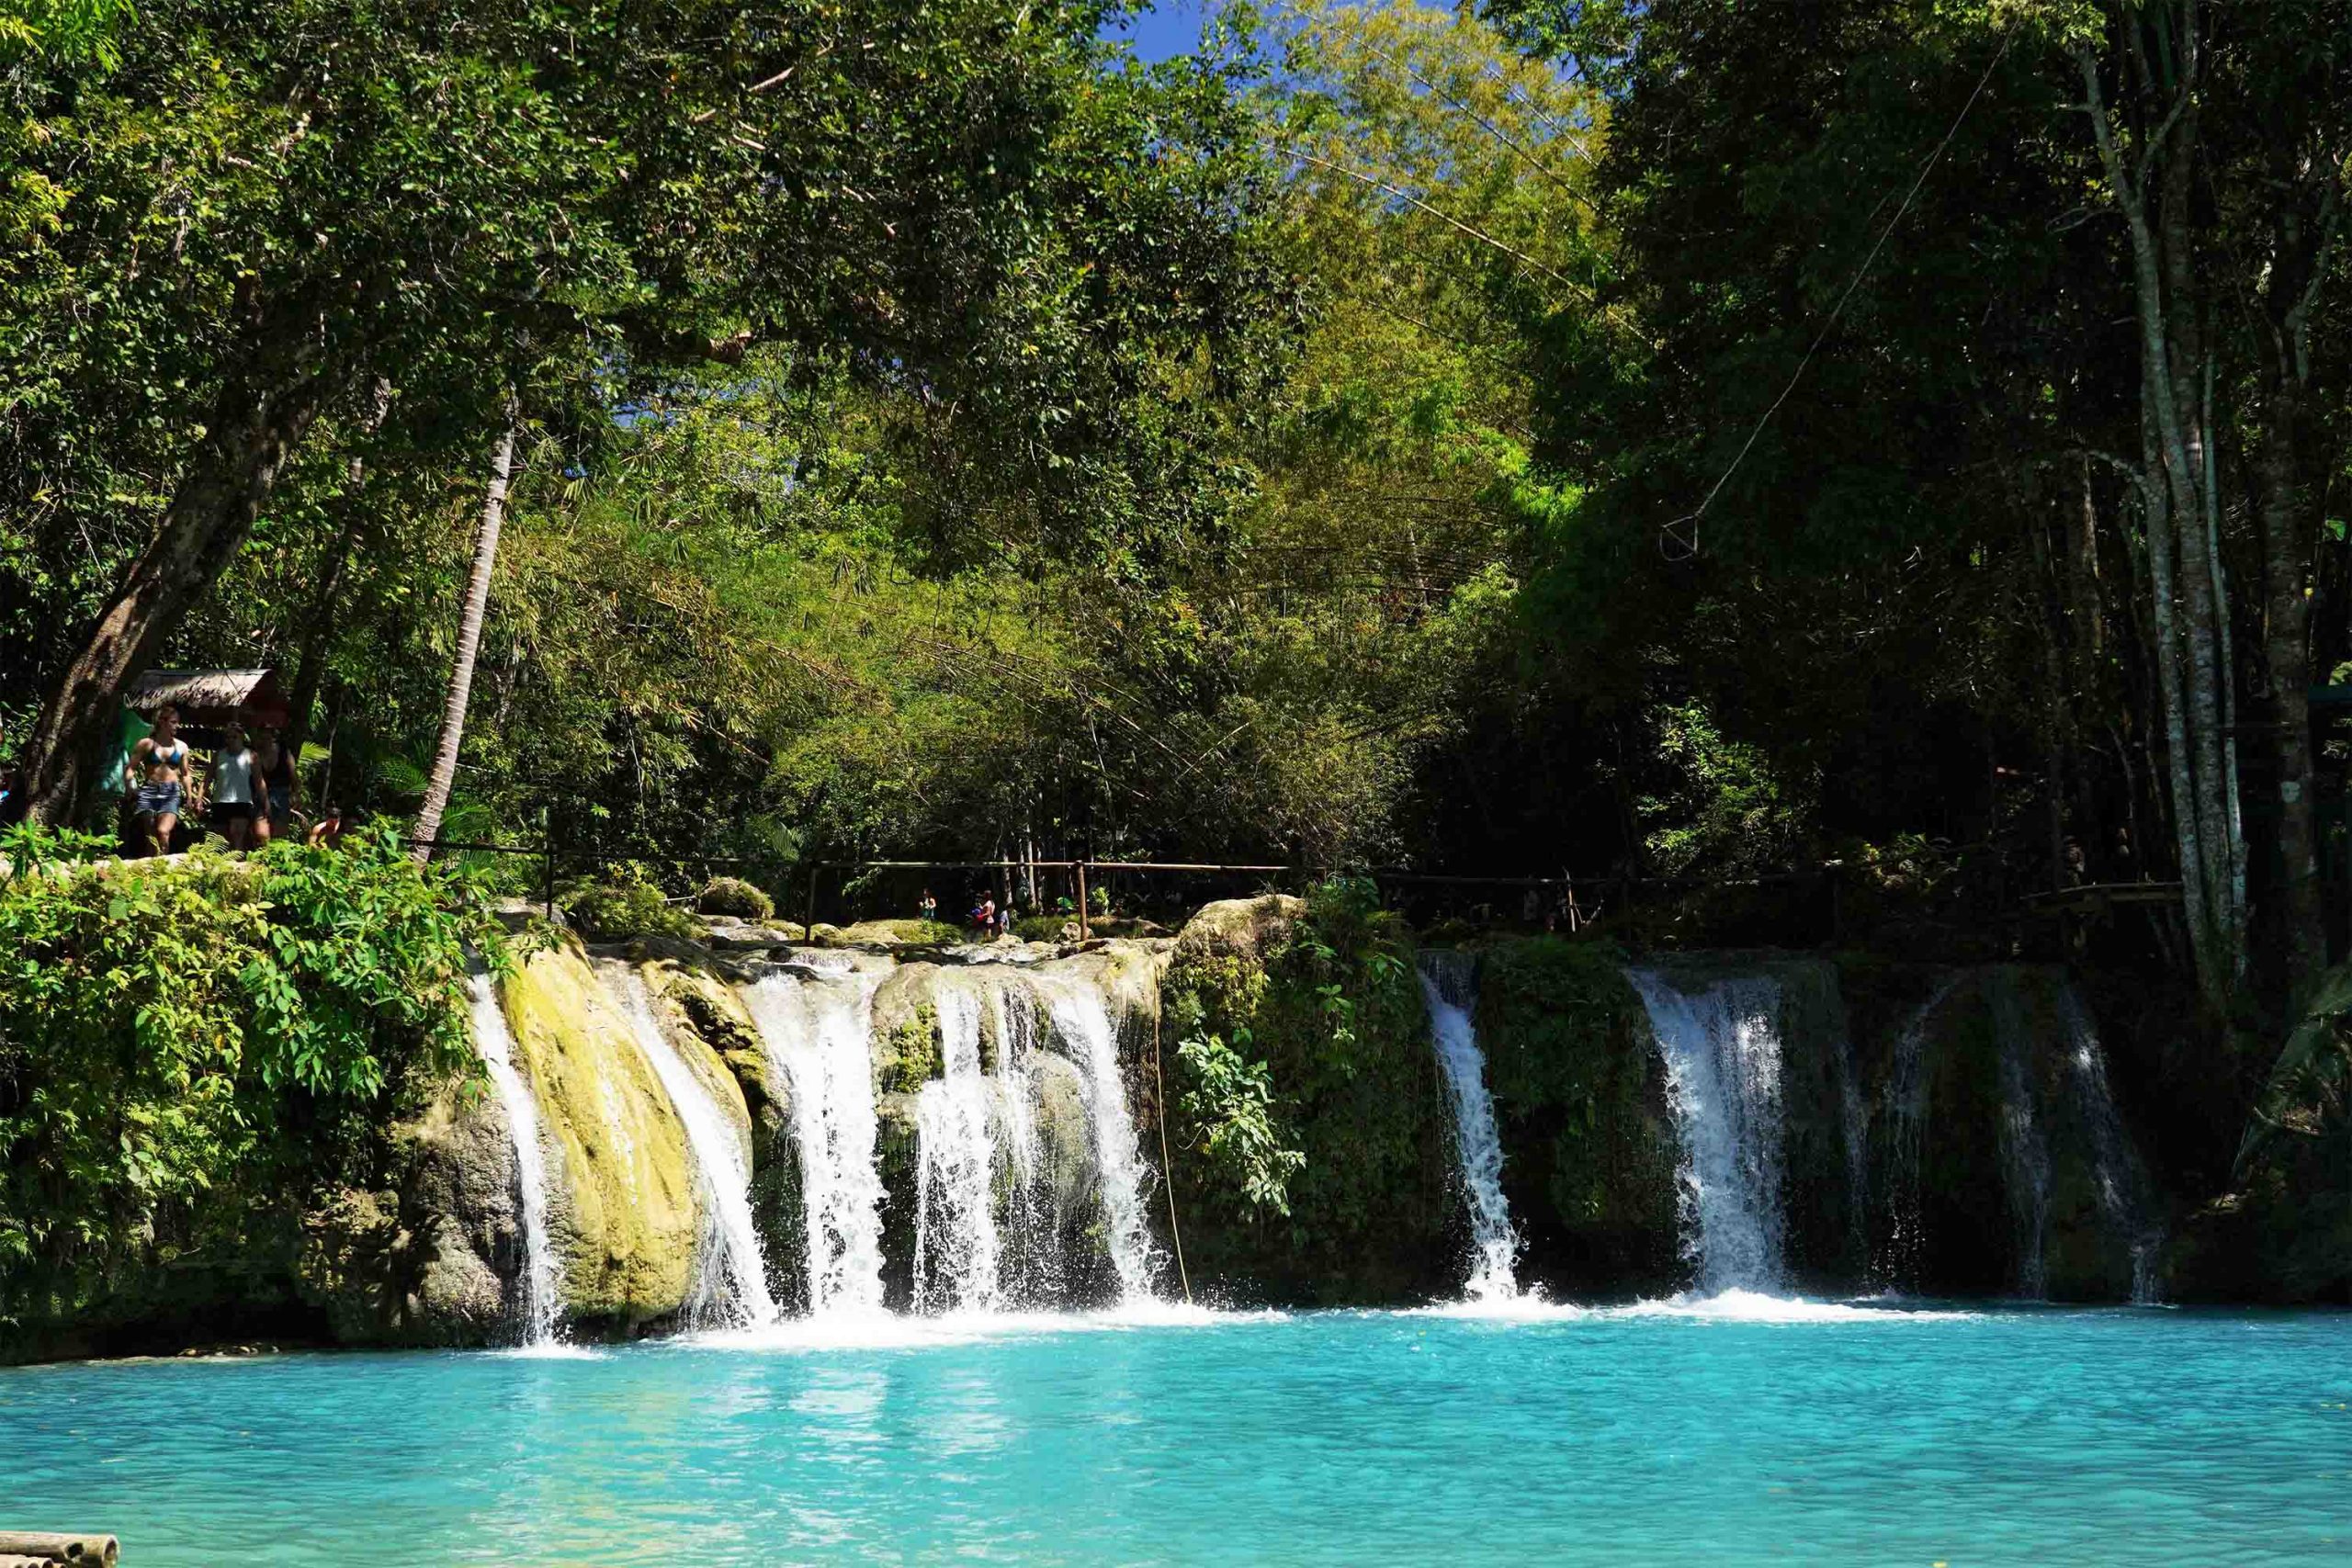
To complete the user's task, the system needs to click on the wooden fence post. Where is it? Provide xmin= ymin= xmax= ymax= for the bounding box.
xmin=1076 ymin=861 xmax=1091 ymax=942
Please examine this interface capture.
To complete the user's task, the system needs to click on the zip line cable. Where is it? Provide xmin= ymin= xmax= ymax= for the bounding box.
xmin=1660 ymin=17 xmax=2022 ymax=561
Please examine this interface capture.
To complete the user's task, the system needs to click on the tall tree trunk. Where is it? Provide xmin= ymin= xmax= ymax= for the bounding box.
xmin=2081 ymin=18 xmax=2241 ymax=1006
xmin=2258 ymin=392 xmax=2324 ymax=1001
xmin=2250 ymin=161 xmax=2341 ymax=1006
xmin=18 ymin=294 xmax=344 ymax=823
xmin=413 ymin=402 xmax=521 ymax=863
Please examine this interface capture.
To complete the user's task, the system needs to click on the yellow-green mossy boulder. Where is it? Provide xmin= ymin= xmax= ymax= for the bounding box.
xmin=639 ymin=953 xmax=770 ymax=1131
xmin=501 ymin=942 xmax=703 ymax=1328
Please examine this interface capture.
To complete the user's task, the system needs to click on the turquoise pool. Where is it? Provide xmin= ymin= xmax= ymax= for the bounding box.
xmin=4 ymin=1299 xmax=2346 ymax=1564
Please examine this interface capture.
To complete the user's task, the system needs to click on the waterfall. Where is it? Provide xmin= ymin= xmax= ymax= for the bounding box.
xmin=741 ymin=967 xmax=889 ymax=1316
xmin=1877 ymin=976 xmax=1959 ymax=1290
xmin=1417 ymin=953 xmax=1521 ymax=1303
xmin=469 ymin=974 xmax=563 ymax=1347
xmin=989 ymin=981 xmax=1062 ymax=1302
xmin=605 ymin=966 xmax=780 ymax=1330
xmin=1988 ymin=974 xmax=2053 ymax=1299
xmin=913 ymin=978 xmax=1003 ymax=1314
xmin=2053 ymin=986 xmax=2165 ymax=1303
xmin=1037 ymin=975 xmax=1160 ymax=1303
xmin=1626 ymin=969 xmax=1789 ymax=1295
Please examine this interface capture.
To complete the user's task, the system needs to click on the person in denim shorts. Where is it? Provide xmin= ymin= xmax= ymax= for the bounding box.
xmin=126 ymin=705 xmax=192 ymax=856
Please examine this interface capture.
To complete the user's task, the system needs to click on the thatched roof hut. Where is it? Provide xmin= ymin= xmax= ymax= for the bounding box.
xmin=124 ymin=669 xmax=291 ymax=731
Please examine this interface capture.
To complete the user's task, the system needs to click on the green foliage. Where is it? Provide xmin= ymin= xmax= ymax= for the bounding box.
xmin=695 ymin=876 xmax=775 ymax=923
xmin=1175 ymin=1028 xmax=1306 ymax=1217
xmin=561 ymin=864 xmax=701 ymax=943
xmin=1474 ymin=936 xmax=1678 ymax=1270
xmin=0 ymin=824 xmax=502 ymax=1303
xmin=1638 ymin=699 xmax=1815 ymax=876
xmin=1163 ymin=886 xmax=1449 ymax=1297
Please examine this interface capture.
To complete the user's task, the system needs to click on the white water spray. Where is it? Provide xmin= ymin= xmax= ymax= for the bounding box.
xmin=989 ymin=981 xmax=1062 ymax=1301
xmin=1039 ymin=975 xmax=1160 ymax=1303
xmin=1627 ymin=969 xmax=1789 ymax=1295
xmin=913 ymin=978 xmax=1003 ymax=1314
xmin=605 ymin=965 xmax=780 ymax=1330
xmin=469 ymin=974 xmax=564 ymax=1348
xmin=1987 ymin=974 xmax=2054 ymax=1299
xmin=2053 ymin=985 xmax=2165 ymax=1304
xmin=742 ymin=965 xmax=890 ymax=1316
xmin=1878 ymin=975 xmax=1959 ymax=1289
xmin=1418 ymin=955 xmax=1521 ymax=1303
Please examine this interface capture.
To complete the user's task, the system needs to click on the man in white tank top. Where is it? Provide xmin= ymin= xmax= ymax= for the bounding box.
xmin=208 ymin=721 xmax=258 ymax=851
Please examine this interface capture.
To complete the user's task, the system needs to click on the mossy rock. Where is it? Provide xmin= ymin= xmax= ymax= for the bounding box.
xmin=500 ymin=942 xmax=703 ymax=1327
xmin=696 ymin=875 xmax=775 ymax=921
xmin=1160 ymin=892 xmax=1452 ymax=1304
xmin=561 ymin=879 xmax=701 ymax=942
xmin=638 ymin=949 xmax=770 ymax=1121
xmin=1475 ymin=937 xmax=1682 ymax=1297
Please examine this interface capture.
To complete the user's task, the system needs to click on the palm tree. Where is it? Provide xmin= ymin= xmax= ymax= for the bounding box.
xmin=413 ymin=397 xmax=520 ymax=863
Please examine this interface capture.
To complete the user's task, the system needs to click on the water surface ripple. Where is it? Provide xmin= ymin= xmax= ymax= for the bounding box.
xmin=4 ymin=1305 xmax=2346 ymax=1565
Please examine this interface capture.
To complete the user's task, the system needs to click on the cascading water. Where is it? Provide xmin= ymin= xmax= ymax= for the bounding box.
xmin=469 ymin=974 xmax=564 ymax=1347
xmin=605 ymin=965 xmax=780 ymax=1330
xmin=989 ymin=981 xmax=1062 ymax=1302
xmin=1417 ymin=953 xmax=1521 ymax=1303
xmin=741 ymin=965 xmax=889 ymax=1316
xmin=1038 ymin=975 xmax=1160 ymax=1303
xmin=1876 ymin=975 xmax=1959 ymax=1290
xmin=2053 ymin=985 xmax=2165 ymax=1304
xmin=913 ymin=978 xmax=1002 ymax=1314
xmin=1988 ymin=974 xmax=2053 ymax=1299
xmin=1626 ymin=969 xmax=1790 ymax=1295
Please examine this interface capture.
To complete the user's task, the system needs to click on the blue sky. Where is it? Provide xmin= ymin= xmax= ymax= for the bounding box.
xmin=1102 ymin=0 xmax=1208 ymax=63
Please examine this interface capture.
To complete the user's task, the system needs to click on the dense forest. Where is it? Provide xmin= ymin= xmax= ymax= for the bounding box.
xmin=5 ymin=1 xmax=2351 ymax=1051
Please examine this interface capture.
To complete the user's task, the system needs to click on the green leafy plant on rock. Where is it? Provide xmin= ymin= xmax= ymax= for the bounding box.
xmin=1175 ymin=1028 xmax=1306 ymax=1216
xmin=1162 ymin=883 xmax=1451 ymax=1301
xmin=0 ymin=823 xmax=505 ymax=1321
xmin=562 ymin=863 xmax=701 ymax=942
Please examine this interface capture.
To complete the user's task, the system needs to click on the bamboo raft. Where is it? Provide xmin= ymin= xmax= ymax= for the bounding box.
xmin=0 ymin=1533 xmax=119 ymax=1566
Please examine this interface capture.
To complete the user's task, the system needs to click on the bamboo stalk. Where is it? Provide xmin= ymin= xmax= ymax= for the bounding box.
xmin=0 ymin=1533 xmax=119 ymax=1566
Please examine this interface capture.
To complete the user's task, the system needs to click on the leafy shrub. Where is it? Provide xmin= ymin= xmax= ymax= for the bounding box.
xmin=1162 ymin=879 xmax=1449 ymax=1295
xmin=562 ymin=863 xmax=701 ymax=942
xmin=1014 ymin=915 xmax=1076 ymax=942
xmin=695 ymin=875 xmax=775 ymax=921
xmin=1176 ymin=1028 xmax=1305 ymax=1216
xmin=0 ymin=823 xmax=505 ymax=1305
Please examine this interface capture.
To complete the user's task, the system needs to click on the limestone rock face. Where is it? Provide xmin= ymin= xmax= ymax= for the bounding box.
xmin=393 ymin=1086 xmax=521 ymax=1341
xmin=868 ymin=962 xmax=944 ymax=1094
xmin=501 ymin=942 xmax=703 ymax=1328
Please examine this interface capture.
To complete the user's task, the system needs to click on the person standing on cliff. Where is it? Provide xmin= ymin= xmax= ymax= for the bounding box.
xmin=126 ymin=705 xmax=192 ymax=856
xmin=251 ymin=728 xmax=298 ymax=844
xmin=206 ymin=721 xmax=259 ymax=852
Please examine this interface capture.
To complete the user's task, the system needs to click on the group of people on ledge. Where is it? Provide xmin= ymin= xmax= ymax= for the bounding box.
xmin=122 ymin=705 xmax=345 ymax=857
xmin=917 ymin=887 xmax=1019 ymax=938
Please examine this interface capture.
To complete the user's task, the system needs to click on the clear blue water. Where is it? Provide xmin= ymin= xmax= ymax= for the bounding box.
xmin=4 ymin=1300 xmax=2348 ymax=1565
